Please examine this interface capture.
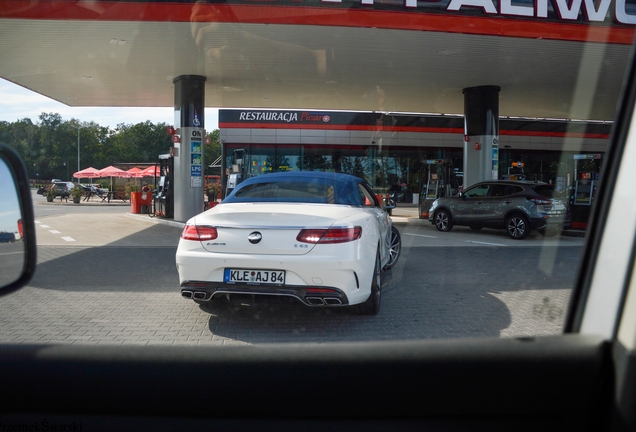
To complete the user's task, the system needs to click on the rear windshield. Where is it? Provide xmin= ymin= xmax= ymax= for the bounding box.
xmin=225 ymin=178 xmax=359 ymax=205
xmin=531 ymin=184 xmax=558 ymax=198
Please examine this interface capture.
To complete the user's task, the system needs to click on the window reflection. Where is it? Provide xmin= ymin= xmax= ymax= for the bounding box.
xmin=0 ymin=157 xmax=25 ymax=287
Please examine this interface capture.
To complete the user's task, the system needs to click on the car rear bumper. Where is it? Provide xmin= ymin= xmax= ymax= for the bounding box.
xmin=180 ymin=280 xmax=350 ymax=307
xmin=531 ymin=214 xmax=571 ymax=230
xmin=175 ymin=247 xmax=374 ymax=306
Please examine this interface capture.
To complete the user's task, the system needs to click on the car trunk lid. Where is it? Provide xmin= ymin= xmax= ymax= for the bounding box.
xmin=195 ymin=203 xmax=357 ymax=255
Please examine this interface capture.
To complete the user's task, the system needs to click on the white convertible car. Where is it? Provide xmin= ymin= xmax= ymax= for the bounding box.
xmin=176 ymin=171 xmax=400 ymax=315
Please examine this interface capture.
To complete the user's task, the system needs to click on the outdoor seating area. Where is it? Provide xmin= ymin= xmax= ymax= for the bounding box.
xmin=72 ymin=165 xmax=159 ymax=204
xmin=104 ymin=191 xmax=128 ymax=203
xmin=80 ymin=190 xmax=127 ymax=203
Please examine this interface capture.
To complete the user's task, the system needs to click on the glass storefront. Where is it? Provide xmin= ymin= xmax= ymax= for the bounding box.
xmin=224 ymin=143 xmax=466 ymax=202
xmin=223 ymin=142 xmax=606 ymax=203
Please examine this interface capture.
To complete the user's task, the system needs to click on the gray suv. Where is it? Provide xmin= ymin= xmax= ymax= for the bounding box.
xmin=53 ymin=181 xmax=75 ymax=198
xmin=428 ymin=181 xmax=570 ymax=239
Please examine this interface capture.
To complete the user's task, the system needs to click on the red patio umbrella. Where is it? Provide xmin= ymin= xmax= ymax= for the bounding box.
xmin=127 ymin=167 xmax=145 ymax=178
xmin=96 ymin=165 xmax=131 ymax=191
xmin=96 ymin=165 xmax=131 ymax=178
xmin=73 ymin=167 xmax=100 ymax=179
xmin=140 ymin=165 xmax=160 ymax=177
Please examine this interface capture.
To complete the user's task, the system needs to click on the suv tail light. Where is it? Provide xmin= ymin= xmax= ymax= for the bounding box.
xmin=529 ymin=198 xmax=552 ymax=205
xmin=181 ymin=224 xmax=218 ymax=241
xmin=297 ymin=227 xmax=362 ymax=244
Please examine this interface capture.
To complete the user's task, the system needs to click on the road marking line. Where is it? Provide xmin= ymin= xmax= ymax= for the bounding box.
xmin=466 ymin=241 xmax=506 ymax=246
xmin=61 ymin=237 xmax=76 ymax=242
xmin=404 ymin=233 xmax=438 ymax=239
xmin=49 ymin=230 xmax=61 ymax=234
xmin=39 ymin=225 xmax=50 ymax=228
xmin=34 ymin=220 xmax=41 ymax=224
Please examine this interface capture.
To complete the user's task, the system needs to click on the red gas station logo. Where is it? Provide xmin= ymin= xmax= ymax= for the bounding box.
xmin=301 ymin=112 xmax=331 ymax=123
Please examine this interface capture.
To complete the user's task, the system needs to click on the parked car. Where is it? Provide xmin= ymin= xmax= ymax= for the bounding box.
xmin=176 ymin=171 xmax=399 ymax=314
xmin=52 ymin=181 xmax=75 ymax=198
xmin=37 ymin=178 xmax=65 ymax=195
xmin=428 ymin=180 xmax=570 ymax=239
xmin=78 ymin=184 xmax=108 ymax=195
xmin=0 ymin=232 xmax=16 ymax=243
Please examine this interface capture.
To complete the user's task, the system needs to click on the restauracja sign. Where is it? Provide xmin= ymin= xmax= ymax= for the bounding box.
xmin=238 ymin=111 xmax=331 ymax=123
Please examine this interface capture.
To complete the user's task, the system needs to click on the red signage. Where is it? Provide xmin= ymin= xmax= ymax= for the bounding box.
xmin=172 ymin=135 xmax=181 ymax=143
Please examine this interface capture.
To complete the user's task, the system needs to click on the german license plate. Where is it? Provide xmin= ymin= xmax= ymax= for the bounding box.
xmin=224 ymin=269 xmax=285 ymax=285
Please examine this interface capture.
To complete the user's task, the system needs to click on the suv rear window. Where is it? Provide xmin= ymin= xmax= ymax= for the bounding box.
xmin=491 ymin=185 xmax=523 ymax=197
xmin=532 ymin=184 xmax=557 ymax=198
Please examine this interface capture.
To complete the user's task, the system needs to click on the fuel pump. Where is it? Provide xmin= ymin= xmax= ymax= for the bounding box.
xmin=570 ymin=153 xmax=602 ymax=229
xmin=154 ymin=153 xmax=174 ymax=218
xmin=502 ymin=161 xmax=526 ymax=181
xmin=226 ymin=148 xmax=245 ymax=196
xmin=418 ymin=159 xmax=460 ymax=219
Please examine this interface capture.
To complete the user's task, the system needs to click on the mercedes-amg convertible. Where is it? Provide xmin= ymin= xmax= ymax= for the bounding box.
xmin=175 ymin=171 xmax=400 ymax=315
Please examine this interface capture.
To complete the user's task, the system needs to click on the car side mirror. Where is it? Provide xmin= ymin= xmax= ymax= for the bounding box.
xmin=384 ymin=198 xmax=396 ymax=211
xmin=0 ymin=144 xmax=36 ymax=297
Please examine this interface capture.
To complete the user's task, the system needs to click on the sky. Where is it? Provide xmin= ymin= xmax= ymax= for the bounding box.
xmin=0 ymin=78 xmax=219 ymax=131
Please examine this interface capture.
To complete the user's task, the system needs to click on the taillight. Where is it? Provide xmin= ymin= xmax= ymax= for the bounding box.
xmin=529 ymin=198 xmax=552 ymax=205
xmin=181 ymin=224 xmax=218 ymax=241
xmin=306 ymin=288 xmax=338 ymax=293
xmin=296 ymin=227 xmax=362 ymax=244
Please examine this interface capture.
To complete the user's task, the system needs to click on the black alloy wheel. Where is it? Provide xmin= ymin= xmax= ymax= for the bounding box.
xmin=385 ymin=226 xmax=401 ymax=269
xmin=434 ymin=209 xmax=453 ymax=232
xmin=506 ymin=214 xmax=530 ymax=239
xmin=357 ymin=250 xmax=382 ymax=315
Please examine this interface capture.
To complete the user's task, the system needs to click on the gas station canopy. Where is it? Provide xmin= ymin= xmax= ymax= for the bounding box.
xmin=0 ymin=0 xmax=634 ymax=121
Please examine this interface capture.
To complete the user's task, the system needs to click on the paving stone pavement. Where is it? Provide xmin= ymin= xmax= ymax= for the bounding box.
xmin=0 ymin=204 xmax=579 ymax=346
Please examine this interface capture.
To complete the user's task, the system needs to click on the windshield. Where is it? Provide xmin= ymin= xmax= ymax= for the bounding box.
xmin=225 ymin=173 xmax=361 ymax=205
xmin=0 ymin=0 xmax=632 ymax=346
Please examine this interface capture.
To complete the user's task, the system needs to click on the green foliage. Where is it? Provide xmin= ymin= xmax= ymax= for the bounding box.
xmin=206 ymin=182 xmax=221 ymax=197
xmin=124 ymin=181 xmax=141 ymax=198
xmin=70 ymin=185 xmax=85 ymax=198
xmin=45 ymin=183 xmax=56 ymax=197
xmin=0 ymin=114 xmax=220 ymax=182
xmin=204 ymin=129 xmax=222 ymax=175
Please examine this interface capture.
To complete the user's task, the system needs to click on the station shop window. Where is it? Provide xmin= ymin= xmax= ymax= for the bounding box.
xmin=302 ymin=146 xmax=334 ymax=172
xmin=499 ymin=149 xmax=602 ymax=190
xmin=225 ymin=144 xmax=463 ymax=200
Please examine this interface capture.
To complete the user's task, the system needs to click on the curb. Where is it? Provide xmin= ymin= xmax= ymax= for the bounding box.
xmin=390 ymin=216 xmax=428 ymax=224
xmin=561 ymin=229 xmax=587 ymax=238
xmin=125 ymin=212 xmax=186 ymax=228
xmin=36 ymin=201 xmax=129 ymax=206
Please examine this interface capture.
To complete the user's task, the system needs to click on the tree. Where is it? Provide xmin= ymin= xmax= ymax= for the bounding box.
xmin=204 ymin=129 xmax=221 ymax=175
xmin=1 ymin=114 xmax=218 ymax=182
xmin=105 ymin=121 xmax=173 ymax=164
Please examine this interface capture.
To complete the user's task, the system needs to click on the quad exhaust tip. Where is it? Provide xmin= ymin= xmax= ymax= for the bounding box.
xmin=324 ymin=297 xmax=342 ymax=305
xmin=181 ymin=290 xmax=208 ymax=300
xmin=306 ymin=297 xmax=342 ymax=306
